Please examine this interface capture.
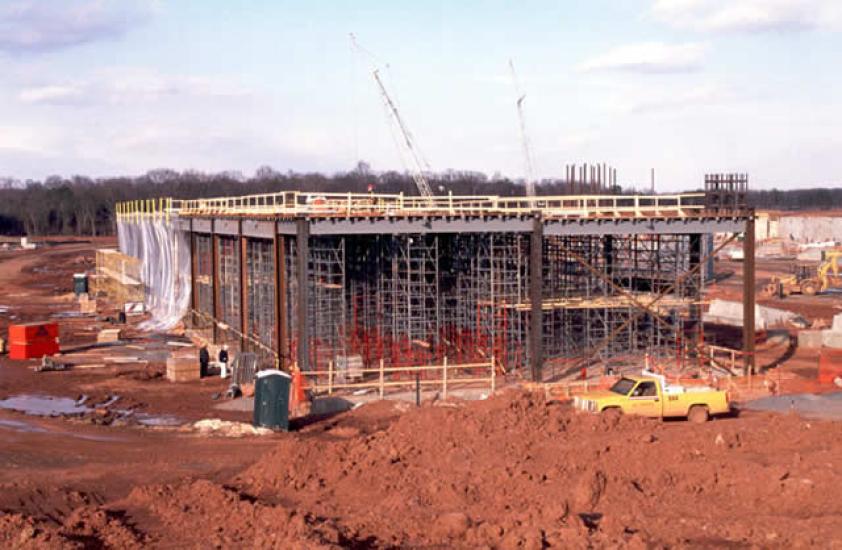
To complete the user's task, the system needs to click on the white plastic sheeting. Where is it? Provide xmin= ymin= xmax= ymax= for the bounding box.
xmin=117 ymin=217 xmax=191 ymax=331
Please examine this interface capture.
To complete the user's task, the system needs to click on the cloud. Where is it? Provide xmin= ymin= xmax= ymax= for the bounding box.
xmin=626 ymin=84 xmax=735 ymax=113
xmin=651 ymin=0 xmax=842 ymax=33
xmin=18 ymin=68 xmax=250 ymax=106
xmin=579 ymin=42 xmax=708 ymax=73
xmin=0 ymin=0 xmax=156 ymax=54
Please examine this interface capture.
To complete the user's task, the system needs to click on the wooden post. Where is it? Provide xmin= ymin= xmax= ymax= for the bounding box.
xmin=491 ymin=357 xmax=496 ymax=393
xmin=328 ymin=360 xmax=333 ymax=395
xmin=442 ymin=356 xmax=448 ymax=399
xmin=379 ymin=358 xmax=385 ymax=399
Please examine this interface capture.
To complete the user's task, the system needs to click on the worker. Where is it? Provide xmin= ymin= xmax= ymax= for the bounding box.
xmin=218 ymin=344 xmax=229 ymax=378
xmin=199 ymin=345 xmax=210 ymax=378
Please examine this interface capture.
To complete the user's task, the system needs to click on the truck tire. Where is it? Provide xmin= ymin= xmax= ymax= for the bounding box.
xmin=601 ymin=407 xmax=622 ymax=419
xmin=688 ymin=405 xmax=709 ymax=424
xmin=802 ymin=281 xmax=818 ymax=296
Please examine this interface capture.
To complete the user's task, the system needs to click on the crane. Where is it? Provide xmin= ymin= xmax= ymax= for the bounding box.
xmin=509 ymin=59 xmax=536 ymax=198
xmin=350 ymin=33 xmax=433 ymax=199
xmin=371 ymin=69 xmax=434 ymax=199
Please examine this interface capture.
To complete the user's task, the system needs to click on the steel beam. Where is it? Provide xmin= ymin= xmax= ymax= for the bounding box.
xmin=544 ymin=217 xmax=746 ymax=236
xmin=743 ymin=216 xmax=756 ymax=374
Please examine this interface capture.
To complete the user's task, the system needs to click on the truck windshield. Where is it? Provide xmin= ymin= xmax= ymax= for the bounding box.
xmin=609 ymin=378 xmax=636 ymax=396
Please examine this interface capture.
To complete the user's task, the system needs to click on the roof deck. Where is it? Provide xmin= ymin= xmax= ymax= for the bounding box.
xmin=116 ymin=190 xmax=752 ymax=236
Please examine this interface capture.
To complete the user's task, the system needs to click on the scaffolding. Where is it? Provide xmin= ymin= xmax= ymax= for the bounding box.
xmin=118 ymin=186 xmax=755 ymax=386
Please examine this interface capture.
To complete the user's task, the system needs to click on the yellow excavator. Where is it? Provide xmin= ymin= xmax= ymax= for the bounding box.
xmin=763 ymin=251 xmax=842 ymax=298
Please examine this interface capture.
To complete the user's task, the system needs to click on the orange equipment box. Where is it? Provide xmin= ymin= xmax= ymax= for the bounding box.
xmin=7 ymin=322 xmax=60 ymax=360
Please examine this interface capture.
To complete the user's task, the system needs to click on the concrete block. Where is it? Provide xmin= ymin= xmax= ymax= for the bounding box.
xmin=798 ymin=330 xmax=825 ymax=349
xmin=822 ymin=330 xmax=842 ymax=350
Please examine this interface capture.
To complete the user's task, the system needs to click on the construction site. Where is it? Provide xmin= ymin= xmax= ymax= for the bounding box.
xmin=3 ymin=173 xmax=842 ymax=547
xmin=3 ymin=5 xmax=842 ymax=546
xmin=115 ymin=175 xmax=756 ymax=390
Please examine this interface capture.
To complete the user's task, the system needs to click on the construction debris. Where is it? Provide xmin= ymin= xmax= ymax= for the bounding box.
xmin=188 ymin=419 xmax=272 ymax=437
xmin=704 ymin=299 xmax=806 ymax=330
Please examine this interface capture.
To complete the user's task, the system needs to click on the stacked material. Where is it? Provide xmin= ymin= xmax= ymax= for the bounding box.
xmin=703 ymin=299 xmax=802 ymax=330
xmin=97 ymin=329 xmax=123 ymax=344
xmin=78 ymin=293 xmax=98 ymax=314
xmin=167 ymin=353 xmax=199 ymax=383
xmin=8 ymin=322 xmax=60 ymax=360
xmin=92 ymin=249 xmax=144 ymax=303
xmin=798 ymin=315 xmax=842 ymax=349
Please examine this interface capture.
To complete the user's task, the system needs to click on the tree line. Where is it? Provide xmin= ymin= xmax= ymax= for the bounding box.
xmin=0 ymin=166 xmax=838 ymax=236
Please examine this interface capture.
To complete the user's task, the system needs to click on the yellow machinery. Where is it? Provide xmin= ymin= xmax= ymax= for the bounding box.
xmin=763 ymin=250 xmax=842 ymax=297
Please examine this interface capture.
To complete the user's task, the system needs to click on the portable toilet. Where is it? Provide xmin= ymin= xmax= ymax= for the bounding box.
xmin=253 ymin=369 xmax=292 ymax=431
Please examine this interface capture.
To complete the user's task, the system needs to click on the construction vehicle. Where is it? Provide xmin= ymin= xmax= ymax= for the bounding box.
xmin=762 ymin=250 xmax=842 ymax=298
xmin=573 ymin=371 xmax=731 ymax=423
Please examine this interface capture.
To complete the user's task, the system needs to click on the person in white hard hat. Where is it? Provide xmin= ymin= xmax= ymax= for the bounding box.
xmin=218 ymin=344 xmax=230 ymax=378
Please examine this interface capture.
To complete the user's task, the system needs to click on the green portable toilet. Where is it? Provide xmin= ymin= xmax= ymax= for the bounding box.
xmin=73 ymin=273 xmax=88 ymax=296
xmin=253 ymin=369 xmax=292 ymax=431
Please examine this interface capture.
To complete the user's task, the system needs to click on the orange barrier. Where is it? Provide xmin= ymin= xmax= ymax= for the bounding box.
xmin=8 ymin=322 xmax=59 ymax=360
xmin=819 ymin=348 xmax=842 ymax=385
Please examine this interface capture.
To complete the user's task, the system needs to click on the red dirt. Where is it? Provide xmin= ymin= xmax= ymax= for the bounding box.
xmin=5 ymin=392 xmax=842 ymax=548
xmin=2 ymin=240 xmax=842 ymax=548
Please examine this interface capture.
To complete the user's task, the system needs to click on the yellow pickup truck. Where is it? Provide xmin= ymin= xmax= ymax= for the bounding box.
xmin=573 ymin=372 xmax=730 ymax=423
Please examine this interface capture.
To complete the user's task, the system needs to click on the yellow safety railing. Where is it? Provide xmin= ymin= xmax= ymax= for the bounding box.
xmin=116 ymin=191 xmax=709 ymax=221
xmin=300 ymin=357 xmax=496 ymax=398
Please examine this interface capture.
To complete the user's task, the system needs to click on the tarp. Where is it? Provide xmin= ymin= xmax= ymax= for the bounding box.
xmin=117 ymin=216 xmax=191 ymax=331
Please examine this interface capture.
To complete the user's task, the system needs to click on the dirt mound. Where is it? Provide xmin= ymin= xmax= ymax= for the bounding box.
xmin=0 ymin=506 xmax=143 ymax=550
xmin=240 ymin=389 xmax=842 ymax=547
xmin=123 ymin=479 xmax=363 ymax=548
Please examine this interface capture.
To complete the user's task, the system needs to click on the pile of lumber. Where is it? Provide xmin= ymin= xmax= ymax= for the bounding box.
xmin=97 ymin=329 xmax=123 ymax=344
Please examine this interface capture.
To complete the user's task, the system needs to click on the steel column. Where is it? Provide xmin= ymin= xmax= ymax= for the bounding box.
xmin=189 ymin=230 xmax=197 ymax=323
xmin=274 ymin=226 xmax=289 ymax=369
xmin=239 ymin=222 xmax=249 ymax=350
xmin=530 ymin=215 xmax=543 ymax=382
xmin=211 ymin=227 xmax=220 ymax=345
xmin=296 ymin=218 xmax=310 ymax=372
xmin=743 ymin=216 xmax=756 ymax=374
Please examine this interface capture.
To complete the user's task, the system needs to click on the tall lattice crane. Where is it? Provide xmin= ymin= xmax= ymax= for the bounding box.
xmin=371 ymin=69 xmax=434 ymax=198
xmin=509 ymin=59 xmax=536 ymax=198
xmin=350 ymin=33 xmax=433 ymax=199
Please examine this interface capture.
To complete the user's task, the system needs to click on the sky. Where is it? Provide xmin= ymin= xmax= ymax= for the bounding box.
xmin=0 ymin=0 xmax=841 ymax=191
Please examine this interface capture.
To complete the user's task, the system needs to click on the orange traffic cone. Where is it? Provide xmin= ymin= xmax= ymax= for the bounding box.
xmin=289 ymin=368 xmax=307 ymax=416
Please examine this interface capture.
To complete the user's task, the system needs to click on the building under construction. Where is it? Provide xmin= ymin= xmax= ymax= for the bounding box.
xmin=116 ymin=174 xmax=755 ymax=386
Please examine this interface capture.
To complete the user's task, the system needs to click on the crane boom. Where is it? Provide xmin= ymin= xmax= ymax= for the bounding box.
xmin=509 ymin=59 xmax=536 ymax=198
xmin=371 ymin=69 xmax=434 ymax=198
